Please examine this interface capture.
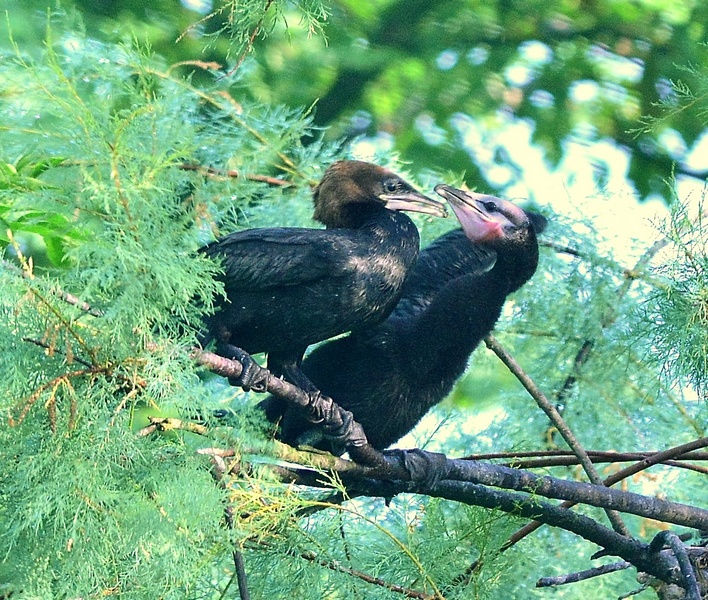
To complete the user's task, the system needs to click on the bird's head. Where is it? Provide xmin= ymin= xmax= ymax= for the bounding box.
xmin=435 ymin=184 xmax=547 ymax=290
xmin=313 ymin=160 xmax=447 ymax=228
xmin=434 ymin=184 xmax=546 ymax=244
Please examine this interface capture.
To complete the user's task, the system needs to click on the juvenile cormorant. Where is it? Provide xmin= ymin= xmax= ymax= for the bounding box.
xmin=200 ymin=160 xmax=447 ymax=392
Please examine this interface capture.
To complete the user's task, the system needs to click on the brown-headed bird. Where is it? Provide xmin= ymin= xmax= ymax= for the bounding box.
xmin=199 ymin=160 xmax=447 ymax=392
xmin=261 ymin=184 xmax=546 ymax=451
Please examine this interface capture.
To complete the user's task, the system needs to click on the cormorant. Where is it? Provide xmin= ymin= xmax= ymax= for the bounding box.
xmin=199 ymin=160 xmax=447 ymax=392
xmin=261 ymin=184 xmax=546 ymax=450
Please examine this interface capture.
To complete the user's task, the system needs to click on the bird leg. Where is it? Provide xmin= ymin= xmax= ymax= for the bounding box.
xmin=269 ymin=359 xmax=322 ymax=395
xmin=215 ymin=343 xmax=271 ymax=392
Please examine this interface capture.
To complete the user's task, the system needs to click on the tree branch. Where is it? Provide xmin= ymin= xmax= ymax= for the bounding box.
xmin=484 ymin=334 xmax=630 ymax=536
xmin=501 ymin=436 xmax=708 ymax=552
xmin=339 ymin=476 xmax=682 ymax=585
xmin=536 ymin=561 xmax=632 ymax=587
xmin=649 ymin=531 xmax=703 ymax=600
xmin=466 ymin=448 xmax=708 ymax=474
xmin=178 ymin=162 xmax=293 ymax=187
xmin=192 ymin=351 xmax=708 ymax=531
xmin=139 ymin=388 xmax=708 ymax=593
xmin=192 ymin=347 xmax=388 ymax=469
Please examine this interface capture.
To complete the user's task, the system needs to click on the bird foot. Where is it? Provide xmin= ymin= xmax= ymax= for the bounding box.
xmin=216 ymin=343 xmax=271 ymax=392
xmin=383 ymin=448 xmax=448 ymax=489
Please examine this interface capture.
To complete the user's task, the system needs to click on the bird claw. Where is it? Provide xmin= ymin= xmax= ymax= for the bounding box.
xmin=216 ymin=343 xmax=270 ymax=392
xmin=383 ymin=448 xmax=447 ymax=489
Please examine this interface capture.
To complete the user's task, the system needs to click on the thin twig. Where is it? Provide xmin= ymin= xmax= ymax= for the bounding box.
xmin=8 ymin=367 xmax=102 ymax=427
xmin=204 ymin=445 xmax=251 ymax=600
xmin=297 ymin=549 xmax=434 ymax=599
xmin=484 ymin=334 xmax=630 ymax=536
xmin=223 ymin=0 xmax=275 ymax=79
xmin=178 ymin=163 xmax=292 ymax=187
xmin=22 ymin=337 xmax=94 ymax=369
xmin=21 ymin=336 xmax=146 ymax=391
xmin=138 ymin=417 xmax=210 ymax=437
xmin=536 ymin=561 xmax=631 ymax=587
xmin=468 ymin=449 xmax=708 ymax=462
xmin=466 ymin=448 xmax=708 ymax=473
xmin=3 ymin=247 xmax=100 ymax=361
xmin=602 ymin=436 xmax=708 ymax=486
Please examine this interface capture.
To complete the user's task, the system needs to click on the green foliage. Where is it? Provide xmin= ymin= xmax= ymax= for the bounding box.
xmin=0 ymin=12 xmax=339 ymax=598
xmin=0 ymin=4 xmax=706 ymax=600
xmin=9 ymin=0 xmax=706 ymax=202
xmin=244 ymin=0 xmax=708 ymax=202
xmin=0 ymin=413 xmax=229 ymax=598
xmin=645 ymin=194 xmax=708 ymax=396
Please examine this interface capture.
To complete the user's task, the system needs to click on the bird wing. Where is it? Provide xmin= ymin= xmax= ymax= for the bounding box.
xmin=200 ymin=227 xmax=354 ymax=291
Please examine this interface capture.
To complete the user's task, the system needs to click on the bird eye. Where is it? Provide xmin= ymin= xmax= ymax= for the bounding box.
xmin=383 ymin=179 xmax=400 ymax=193
xmin=482 ymin=200 xmax=498 ymax=212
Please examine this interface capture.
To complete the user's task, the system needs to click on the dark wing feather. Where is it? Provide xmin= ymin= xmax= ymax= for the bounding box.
xmin=200 ymin=227 xmax=356 ymax=292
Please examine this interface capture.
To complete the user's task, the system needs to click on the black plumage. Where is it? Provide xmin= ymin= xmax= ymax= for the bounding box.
xmin=261 ymin=184 xmax=547 ymax=450
xmin=199 ymin=160 xmax=447 ymax=391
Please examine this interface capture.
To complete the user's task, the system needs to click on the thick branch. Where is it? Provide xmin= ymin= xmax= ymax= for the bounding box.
xmin=441 ymin=458 xmax=708 ymax=531
xmin=141 ymin=415 xmax=708 ymax=590
xmin=338 ymin=476 xmax=681 ymax=585
xmin=502 ymin=436 xmax=708 ymax=552
xmin=256 ymin=441 xmax=708 ymax=531
xmin=449 ymin=437 xmax=708 ymax=590
xmin=191 ymin=350 xmax=708 ymax=531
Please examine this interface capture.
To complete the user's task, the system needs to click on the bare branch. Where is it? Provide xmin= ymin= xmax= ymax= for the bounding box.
xmin=484 ymin=334 xmax=630 ymax=536
xmin=504 ymin=436 xmax=708 ymax=551
xmin=536 ymin=561 xmax=631 ymax=587
xmin=649 ymin=531 xmax=703 ymax=600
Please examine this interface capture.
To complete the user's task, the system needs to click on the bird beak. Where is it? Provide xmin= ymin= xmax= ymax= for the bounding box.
xmin=434 ymin=184 xmax=503 ymax=241
xmin=381 ymin=191 xmax=448 ymax=218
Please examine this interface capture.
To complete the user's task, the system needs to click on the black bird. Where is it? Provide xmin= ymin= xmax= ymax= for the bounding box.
xmin=199 ymin=160 xmax=447 ymax=392
xmin=261 ymin=184 xmax=546 ymax=451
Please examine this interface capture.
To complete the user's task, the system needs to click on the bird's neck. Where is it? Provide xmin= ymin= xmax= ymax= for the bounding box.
xmin=491 ymin=234 xmax=539 ymax=294
xmin=418 ymin=268 xmax=510 ymax=346
xmin=398 ymin=254 xmax=524 ymax=388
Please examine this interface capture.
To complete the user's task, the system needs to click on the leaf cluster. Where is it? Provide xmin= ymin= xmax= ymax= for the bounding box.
xmin=645 ymin=195 xmax=708 ymax=396
xmin=0 ymin=14 xmax=340 ymax=598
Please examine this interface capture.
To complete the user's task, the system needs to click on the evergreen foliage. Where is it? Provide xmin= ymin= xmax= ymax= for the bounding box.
xmin=0 ymin=3 xmax=706 ymax=600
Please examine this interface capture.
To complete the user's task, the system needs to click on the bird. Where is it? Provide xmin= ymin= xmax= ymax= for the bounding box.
xmin=199 ymin=160 xmax=448 ymax=393
xmin=260 ymin=184 xmax=547 ymax=451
